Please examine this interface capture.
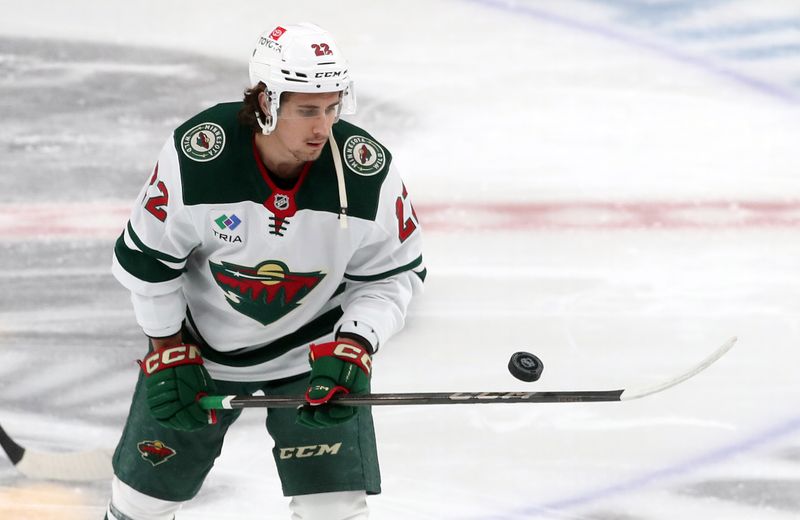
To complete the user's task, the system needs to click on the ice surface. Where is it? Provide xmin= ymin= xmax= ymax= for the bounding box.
xmin=0 ymin=0 xmax=799 ymax=519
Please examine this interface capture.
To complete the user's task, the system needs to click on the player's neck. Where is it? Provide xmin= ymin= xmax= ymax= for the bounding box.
xmin=254 ymin=133 xmax=304 ymax=181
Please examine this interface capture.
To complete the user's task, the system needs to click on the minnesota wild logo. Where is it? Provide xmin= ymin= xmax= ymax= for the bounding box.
xmin=343 ymin=135 xmax=386 ymax=176
xmin=209 ymin=260 xmax=325 ymax=325
xmin=137 ymin=440 xmax=176 ymax=467
xmin=181 ymin=122 xmax=225 ymax=162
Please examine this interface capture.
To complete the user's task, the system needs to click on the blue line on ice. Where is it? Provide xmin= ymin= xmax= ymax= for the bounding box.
xmin=478 ymin=413 xmax=800 ymax=519
xmin=464 ymin=0 xmax=800 ymax=105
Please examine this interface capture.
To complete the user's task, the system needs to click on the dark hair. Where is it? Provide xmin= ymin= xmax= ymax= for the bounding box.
xmin=237 ymin=82 xmax=267 ymax=131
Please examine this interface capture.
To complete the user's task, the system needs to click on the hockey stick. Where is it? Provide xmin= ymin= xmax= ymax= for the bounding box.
xmin=0 ymin=336 xmax=734 ymax=481
xmin=0 ymin=422 xmax=113 ymax=481
xmin=200 ymin=336 xmax=737 ymax=410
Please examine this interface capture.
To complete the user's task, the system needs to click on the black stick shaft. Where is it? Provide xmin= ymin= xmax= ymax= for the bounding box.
xmin=200 ymin=390 xmax=625 ymax=409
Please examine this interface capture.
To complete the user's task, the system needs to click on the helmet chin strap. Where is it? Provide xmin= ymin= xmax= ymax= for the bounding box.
xmin=328 ymin=132 xmax=348 ymax=229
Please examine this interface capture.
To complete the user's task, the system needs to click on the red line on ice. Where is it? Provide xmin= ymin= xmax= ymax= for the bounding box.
xmin=0 ymin=200 xmax=798 ymax=239
xmin=420 ymin=200 xmax=800 ymax=231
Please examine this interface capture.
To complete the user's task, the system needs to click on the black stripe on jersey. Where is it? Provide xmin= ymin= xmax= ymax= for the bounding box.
xmin=331 ymin=281 xmax=347 ymax=299
xmin=114 ymin=233 xmax=183 ymax=283
xmin=126 ymin=222 xmax=190 ymax=264
xmin=186 ymin=306 xmax=344 ymax=368
xmin=343 ymin=255 xmax=424 ymax=283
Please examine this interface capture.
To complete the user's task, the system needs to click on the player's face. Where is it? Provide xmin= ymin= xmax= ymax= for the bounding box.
xmin=273 ymin=91 xmax=342 ymax=162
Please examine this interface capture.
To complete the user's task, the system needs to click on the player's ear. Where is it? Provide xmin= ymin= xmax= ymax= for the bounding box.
xmin=257 ymin=91 xmax=269 ymax=114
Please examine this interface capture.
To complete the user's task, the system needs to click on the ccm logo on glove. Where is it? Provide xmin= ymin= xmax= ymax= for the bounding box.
xmin=138 ymin=344 xmax=217 ymax=431
xmin=140 ymin=344 xmax=203 ymax=375
xmin=309 ymin=342 xmax=372 ymax=376
xmin=297 ymin=340 xmax=372 ymax=428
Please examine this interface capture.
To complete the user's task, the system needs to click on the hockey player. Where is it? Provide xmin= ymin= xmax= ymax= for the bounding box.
xmin=106 ymin=22 xmax=424 ymax=520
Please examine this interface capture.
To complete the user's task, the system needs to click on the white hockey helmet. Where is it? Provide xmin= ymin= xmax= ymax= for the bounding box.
xmin=249 ymin=22 xmax=356 ymax=134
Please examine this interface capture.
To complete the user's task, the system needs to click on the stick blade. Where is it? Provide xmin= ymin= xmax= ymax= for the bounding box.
xmin=1 ymin=422 xmax=113 ymax=481
xmin=621 ymin=336 xmax=737 ymax=401
xmin=16 ymin=448 xmax=114 ymax=481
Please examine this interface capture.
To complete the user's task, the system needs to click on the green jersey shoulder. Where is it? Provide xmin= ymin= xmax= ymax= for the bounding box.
xmin=172 ymin=102 xmax=393 ymax=222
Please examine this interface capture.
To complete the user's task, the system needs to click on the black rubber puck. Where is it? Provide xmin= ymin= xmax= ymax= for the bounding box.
xmin=508 ymin=351 xmax=544 ymax=382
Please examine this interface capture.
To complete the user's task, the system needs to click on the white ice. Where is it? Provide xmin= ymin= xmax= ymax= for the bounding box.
xmin=0 ymin=1 xmax=799 ymax=519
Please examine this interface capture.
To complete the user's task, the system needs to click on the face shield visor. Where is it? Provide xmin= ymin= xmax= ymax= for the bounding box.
xmin=274 ymin=83 xmax=356 ymax=122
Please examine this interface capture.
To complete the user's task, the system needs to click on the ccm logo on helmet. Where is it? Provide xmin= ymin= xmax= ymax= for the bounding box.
xmin=315 ymin=71 xmax=343 ymax=78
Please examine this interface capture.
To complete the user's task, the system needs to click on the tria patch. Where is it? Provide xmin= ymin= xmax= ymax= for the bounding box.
xmin=137 ymin=440 xmax=176 ymax=467
xmin=343 ymin=135 xmax=386 ymax=176
xmin=214 ymin=213 xmax=242 ymax=231
xmin=209 ymin=259 xmax=325 ymax=325
xmin=181 ymin=122 xmax=225 ymax=162
xmin=212 ymin=213 xmax=244 ymax=243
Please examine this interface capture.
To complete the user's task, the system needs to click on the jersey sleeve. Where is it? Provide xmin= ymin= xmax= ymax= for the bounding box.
xmin=111 ymin=136 xmax=201 ymax=337
xmin=337 ymin=163 xmax=425 ymax=351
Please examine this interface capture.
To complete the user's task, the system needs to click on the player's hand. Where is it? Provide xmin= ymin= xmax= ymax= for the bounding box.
xmin=297 ymin=340 xmax=372 ymax=428
xmin=139 ymin=344 xmax=217 ymax=431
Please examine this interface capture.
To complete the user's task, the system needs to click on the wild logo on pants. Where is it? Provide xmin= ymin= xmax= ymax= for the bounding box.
xmin=137 ymin=440 xmax=176 ymax=466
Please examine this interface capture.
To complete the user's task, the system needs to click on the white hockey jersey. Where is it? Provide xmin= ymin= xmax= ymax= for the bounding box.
xmin=112 ymin=102 xmax=425 ymax=381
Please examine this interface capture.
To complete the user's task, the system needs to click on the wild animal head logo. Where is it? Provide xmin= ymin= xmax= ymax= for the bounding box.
xmin=137 ymin=440 xmax=176 ymax=467
xmin=180 ymin=122 xmax=225 ymax=162
xmin=196 ymin=131 xmax=210 ymax=149
xmin=358 ymin=144 xmax=372 ymax=164
xmin=209 ymin=260 xmax=325 ymax=325
xmin=343 ymin=135 xmax=386 ymax=176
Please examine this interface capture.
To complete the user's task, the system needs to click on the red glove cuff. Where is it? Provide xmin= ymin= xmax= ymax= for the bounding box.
xmin=309 ymin=341 xmax=372 ymax=376
xmin=305 ymin=385 xmax=350 ymax=406
xmin=139 ymin=344 xmax=204 ymax=376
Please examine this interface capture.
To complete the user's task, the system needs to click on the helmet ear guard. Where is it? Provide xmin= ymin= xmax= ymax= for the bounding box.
xmin=253 ymin=85 xmax=280 ymax=134
xmin=249 ymin=23 xmax=357 ymax=135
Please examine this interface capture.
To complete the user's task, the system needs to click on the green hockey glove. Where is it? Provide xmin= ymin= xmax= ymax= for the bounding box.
xmin=297 ymin=340 xmax=372 ymax=428
xmin=139 ymin=344 xmax=217 ymax=431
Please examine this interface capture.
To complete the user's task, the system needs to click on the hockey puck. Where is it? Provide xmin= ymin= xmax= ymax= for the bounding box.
xmin=508 ymin=351 xmax=544 ymax=382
